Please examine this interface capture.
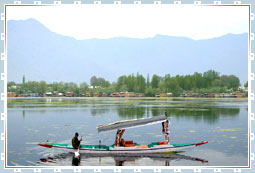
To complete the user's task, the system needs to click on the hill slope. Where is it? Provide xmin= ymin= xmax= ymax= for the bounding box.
xmin=7 ymin=19 xmax=248 ymax=84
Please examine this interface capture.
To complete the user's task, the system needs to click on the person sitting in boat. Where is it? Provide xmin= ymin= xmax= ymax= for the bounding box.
xmin=72 ymin=132 xmax=82 ymax=149
xmin=115 ymin=129 xmax=125 ymax=147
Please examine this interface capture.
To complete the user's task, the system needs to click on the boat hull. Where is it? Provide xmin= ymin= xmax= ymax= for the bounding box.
xmin=38 ymin=141 xmax=208 ymax=154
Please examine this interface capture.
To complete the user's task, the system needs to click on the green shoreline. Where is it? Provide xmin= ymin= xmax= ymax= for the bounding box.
xmin=7 ymin=96 xmax=248 ymax=99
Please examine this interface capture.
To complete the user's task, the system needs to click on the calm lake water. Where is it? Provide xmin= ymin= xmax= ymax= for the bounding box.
xmin=7 ymin=97 xmax=248 ymax=166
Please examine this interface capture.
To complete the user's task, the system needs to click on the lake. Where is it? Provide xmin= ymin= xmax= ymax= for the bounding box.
xmin=7 ymin=97 xmax=248 ymax=166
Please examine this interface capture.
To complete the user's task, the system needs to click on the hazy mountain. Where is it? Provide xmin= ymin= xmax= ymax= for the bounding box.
xmin=7 ymin=19 xmax=248 ymax=85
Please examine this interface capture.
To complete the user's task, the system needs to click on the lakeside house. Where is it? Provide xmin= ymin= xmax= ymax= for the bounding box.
xmin=85 ymin=92 xmax=91 ymax=97
xmin=125 ymin=92 xmax=136 ymax=97
xmin=56 ymin=93 xmax=64 ymax=97
xmin=119 ymin=92 xmax=125 ymax=97
xmin=7 ymin=89 xmax=247 ymax=98
xmin=166 ymin=93 xmax=173 ymax=97
xmin=66 ymin=91 xmax=74 ymax=97
xmin=26 ymin=93 xmax=39 ymax=97
xmin=102 ymin=93 xmax=107 ymax=97
xmin=7 ymin=92 xmax=16 ymax=97
xmin=136 ymin=93 xmax=145 ymax=97
xmin=155 ymin=93 xmax=173 ymax=97
xmin=44 ymin=92 xmax=52 ymax=97
xmin=94 ymin=93 xmax=99 ymax=97
xmin=111 ymin=93 xmax=121 ymax=97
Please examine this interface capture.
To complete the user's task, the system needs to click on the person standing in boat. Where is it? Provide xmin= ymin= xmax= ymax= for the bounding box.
xmin=72 ymin=132 xmax=82 ymax=149
xmin=162 ymin=112 xmax=170 ymax=144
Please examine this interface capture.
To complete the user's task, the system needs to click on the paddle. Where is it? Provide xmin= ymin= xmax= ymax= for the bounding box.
xmin=74 ymin=147 xmax=80 ymax=158
xmin=25 ymin=142 xmax=40 ymax=145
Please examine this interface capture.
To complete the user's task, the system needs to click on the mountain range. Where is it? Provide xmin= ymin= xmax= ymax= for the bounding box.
xmin=7 ymin=19 xmax=248 ymax=85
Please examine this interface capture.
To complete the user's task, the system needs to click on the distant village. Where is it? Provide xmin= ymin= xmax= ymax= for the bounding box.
xmin=7 ymin=71 xmax=248 ymax=98
xmin=7 ymin=86 xmax=247 ymax=98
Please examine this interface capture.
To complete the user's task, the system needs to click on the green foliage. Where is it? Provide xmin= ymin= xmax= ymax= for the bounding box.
xmin=244 ymin=81 xmax=248 ymax=88
xmin=220 ymin=75 xmax=240 ymax=90
xmin=90 ymin=76 xmax=97 ymax=87
xmin=151 ymin=74 xmax=160 ymax=89
xmin=8 ymin=70 xmax=242 ymax=97
xmin=90 ymin=76 xmax=110 ymax=88
xmin=244 ymin=81 xmax=248 ymax=87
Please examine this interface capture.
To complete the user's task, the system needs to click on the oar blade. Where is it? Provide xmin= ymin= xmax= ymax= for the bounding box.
xmin=25 ymin=142 xmax=40 ymax=145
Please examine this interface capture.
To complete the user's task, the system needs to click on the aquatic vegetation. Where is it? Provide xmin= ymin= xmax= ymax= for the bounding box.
xmin=48 ymin=134 xmax=56 ymax=137
xmin=175 ymin=135 xmax=187 ymax=138
xmin=147 ymin=132 xmax=154 ymax=135
xmin=153 ymin=135 xmax=162 ymax=138
xmin=218 ymin=128 xmax=241 ymax=132
xmin=133 ymin=134 xmax=142 ymax=137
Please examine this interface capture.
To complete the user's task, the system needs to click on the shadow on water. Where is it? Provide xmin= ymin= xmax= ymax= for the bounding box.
xmin=38 ymin=152 xmax=208 ymax=166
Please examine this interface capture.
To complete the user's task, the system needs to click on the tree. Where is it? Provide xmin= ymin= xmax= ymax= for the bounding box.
xmin=193 ymin=72 xmax=203 ymax=89
xmin=116 ymin=75 xmax=127 ymax=91
xmin=120 ymin=84 xmax=128 ymax=92
xmin=22 ymin=75 xmax=25 ymax=84
xmin=127 ymin=74 xmax=135 ymax=92
xmin=7 ymin=81 xmax=17 ymax=92
xmin=220 ymin=75 xmax=240 ymax=90
xmin=135 ymin=73 xmax=146 ymax=93
xmin=244 ymin=81 xmax=248 ymax=88
xmin=38 ymin=81 xmax=47 ymax=94
xmin=151 ymin=74 xmax=160 ymax=89
xmin=146 ymin=74 xmax=150 ymax=89
xmin=212 ymin=79 xmax=222 ymax=87
xmin=90 ymin=76 xmax=98 ymax=87
xmin=145 ymin=87 xmax=154 ymax=97
xmin=80 ymin=82 xmax=89 ymax=94
xmin=96 ymin=77 xmax=110 ymax=88
xmin=227 ymin=75 xmax=240 ymax=90
xmin=203 ymin=70 xmax=220 ymax=88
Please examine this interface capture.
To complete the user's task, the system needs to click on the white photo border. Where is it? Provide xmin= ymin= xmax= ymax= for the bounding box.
xmin=0 ymin=0 xmax=254 ymax=173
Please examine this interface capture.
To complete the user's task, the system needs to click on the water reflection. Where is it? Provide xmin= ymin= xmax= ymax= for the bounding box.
xmin=117 ymin=107 xmax=146 ymax=119
xmin=18 ymin=105 xmax=240 ymax=125
xmin=116 ymin=107 xmax=239 ymax=124
xmin=90 ymin=108 xmax=110 ymax=116
xmin=72 ymin=155 xmax=81 ymax=166
xmin=22 ymin=110 xmax=25 ymax=119
xmin=111 ymin=153 xmax=208 ymax=166
xmin=39 ymin=152 xmax=208 ymax=166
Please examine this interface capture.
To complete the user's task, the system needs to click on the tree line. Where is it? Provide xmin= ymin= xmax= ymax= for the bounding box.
xmin=7 ymin=70 xmax=242 ymax=96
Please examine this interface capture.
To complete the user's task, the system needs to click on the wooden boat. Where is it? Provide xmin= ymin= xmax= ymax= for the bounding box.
xmin=38 ymin=141 xmax=208 ymax=154
xmin=38 ymin=114 xmax=208 ymax=154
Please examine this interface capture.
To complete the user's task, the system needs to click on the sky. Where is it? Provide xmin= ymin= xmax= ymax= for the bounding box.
xmin=6 ymin=4 xmax=249 ymax=40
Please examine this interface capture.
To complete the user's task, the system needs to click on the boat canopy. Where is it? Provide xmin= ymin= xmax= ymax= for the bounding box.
xmin=97 ymin=115 xmax=168 ymax=133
